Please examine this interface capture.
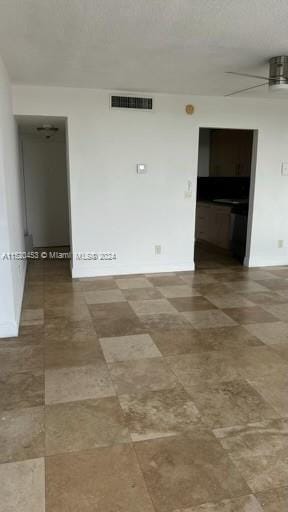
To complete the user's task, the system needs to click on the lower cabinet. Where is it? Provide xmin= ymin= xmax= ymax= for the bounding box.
xmin=196 ymin=202 xmax=232 ymax=249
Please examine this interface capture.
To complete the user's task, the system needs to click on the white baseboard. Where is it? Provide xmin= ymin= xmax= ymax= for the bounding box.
xmin=244 ymin=253 xmax=288 ymax=268
xmin=0 ymin=321 xmax=18 ymax=338
xmin=0 ymin=260 xmax=27 ymax=339
xmin=72 ymin=261 xmax=195 ymax=278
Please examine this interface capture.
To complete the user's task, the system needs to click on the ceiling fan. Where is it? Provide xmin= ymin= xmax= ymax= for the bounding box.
xmin=225 ymin=55 xmax=288 ymax=96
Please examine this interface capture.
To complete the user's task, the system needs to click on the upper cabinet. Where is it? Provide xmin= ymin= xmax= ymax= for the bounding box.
xmin=209 ymin=129 xmax=253 ymax=177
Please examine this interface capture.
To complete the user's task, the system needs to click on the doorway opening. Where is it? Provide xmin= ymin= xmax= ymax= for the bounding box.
xmin=16 ymin=115 xmax=71 ymax=258
xmin=194 ymin=127 xmax=257 ymax=269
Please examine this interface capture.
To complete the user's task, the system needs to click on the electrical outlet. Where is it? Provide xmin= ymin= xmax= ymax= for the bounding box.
xmin=281 ymin=162 xmax=288 ymax=176
xmin=278 ymin=240 xmax=284 ymax=248
xmin=185 ymin=180 xmax=193 ymax=198
xmin=155 ymin=245 xmax=161 ymax=255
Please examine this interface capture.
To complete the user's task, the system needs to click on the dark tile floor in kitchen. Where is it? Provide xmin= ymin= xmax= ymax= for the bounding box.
xmin=1 ymin=249 xmax=288 ymax=511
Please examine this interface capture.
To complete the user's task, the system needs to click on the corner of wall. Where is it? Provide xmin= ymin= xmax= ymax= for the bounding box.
xmin=14 ymin=258 xmax=27 ymax=330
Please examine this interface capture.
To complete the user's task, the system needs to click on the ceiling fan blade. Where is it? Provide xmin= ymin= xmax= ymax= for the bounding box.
xmin=226 ymin=71 xmax=278 ymax=81
xmin=225 ymin=82 xmax=268 ymax=97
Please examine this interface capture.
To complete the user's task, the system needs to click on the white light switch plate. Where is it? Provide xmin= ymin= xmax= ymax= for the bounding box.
xmin=137 ymin=164 xmax=147 ymax=174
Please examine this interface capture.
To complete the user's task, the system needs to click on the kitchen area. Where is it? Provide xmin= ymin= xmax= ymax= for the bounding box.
xmin=195 ymin=128 xmax=255 ymax=265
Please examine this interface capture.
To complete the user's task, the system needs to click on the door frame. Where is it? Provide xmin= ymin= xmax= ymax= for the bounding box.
xmin=194 ymin=126 xmax=259 ymax=267
xmin=16 ymin=114 xmax=73 ymax=266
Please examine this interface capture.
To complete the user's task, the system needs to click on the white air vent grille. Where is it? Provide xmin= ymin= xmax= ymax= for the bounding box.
xmin=111 ymin=95 xmax=153 ymax=110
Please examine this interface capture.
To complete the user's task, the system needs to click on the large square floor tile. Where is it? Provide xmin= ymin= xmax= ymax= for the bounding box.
xmin=248 ymin=373 xmax=288 ymax=416
xmin=44 ymin=337 xmax=104 ymax=369
xmin=147 ymin=275 xmax=184 ymax=286
xmin=193 ymin=283 xmax=234 ymax=296
xmin=0 ymin=458 xmax=45 ymax=512
xmin=214 ymin=418 xmax=288 ymax=493
xmin=244 ymin=321 xmax=288 ymax=345
xmin=184 ymin=379 xmax=279 ymax=429
xmin=157 ymin=285 xmax=200 ymax=298
xmin=140 ymin=313 xmax=193 ymax=330
xmin=108 ymin=357 xmax=177 ymax=394
xmin=44 ymin=291 xmax=85 ymax=308
xmin=261 ymin=303 xmax=288 ymax=321
xmin=79 ymin=277 xmax=117 ymax=291
xmin=223 ymin=307 xmax=278 ymax=325
xmin=256 ymin=278 xmax=288 ymax=291
xmin=90 ymin=302 xmax=144 ymax=337
xmin=256 ymin=486 xmax=288 ymax=512
xmin=46 ymin=444 xmax=155 ymax=512
xmin=152 ymin=326 xmax=262 ymax=356
xmin=45 ymin=364 xmax=115 ymax=404
xmin=0 ymin=346 xmax=43 ymax=373
xmin=45 ymin=303 xmax=91 ymax=322
xmin=119 ymin=385 xmax=202 ymax=441
xmin=225 ymin=281 xmax=270 ymax=293
xmin=84 ymin=288 xmax=126 ymax=304
xmin=129 ymin=298 xmax=177 ymax=316
xmin=134 ymin=430 xmax=250 ymax=511
xmin=183 ymin=310 xmax=237 ymax=329
xmin=100 ymin=333 xmax=161 ymax=362
xmin=210 ymin=272 xmax=249 ymax=283
xmin=166 ymin=351 xmax=242 ymax=386
xmin=44 ymin=318 xmax=96 ymax=341
xmin=0 ymin=370 xmax=44 ymax=411
xmin=0 ymin=407 xmax=44 ymax=463
xmin=150 ymin=328 xmax=204 ymax=356
xmin=174 ymin=494 xmax=264 ymax=511
xmin=168 ymin=296 xmax=216 ymax=312
xmin=20 ymin=308 xmax=44 ymax=326
xmin=228 ymin=346 xmax=288 ymax=381
xmin=179 ymin=272 xmax=218 ymax=285
xmin=116 ymin=277 xmax=153 ymax=289
xmin=241 ymin=270 xmax=276 ymax=281
xmin=205 ymin=293 xmax=255 ymax=309
xmin=242 ymin=291 xmax=288 ymax=306
xmin=122 ymin=287 xmax=163 ymax=300
xmin=269 ymin=343 xmax=288 ymax=361
xmin=1 ymin=330 xmax=44 ymax=348
xmin=45 ymin=397 xmax=130 ymax=455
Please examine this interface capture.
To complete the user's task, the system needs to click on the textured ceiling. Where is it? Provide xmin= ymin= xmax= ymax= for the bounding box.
xmin=1 ymin=0 xmax=288 ymax=97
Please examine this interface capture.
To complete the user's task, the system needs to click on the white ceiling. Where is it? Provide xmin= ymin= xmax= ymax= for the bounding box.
xmin=1 ymin=0 xmax=288 ymax=97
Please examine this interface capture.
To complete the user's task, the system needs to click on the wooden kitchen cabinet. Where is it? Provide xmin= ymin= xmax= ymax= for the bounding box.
xmin=213 ymin=205 xmax=231 ymax=248
xmin=209 ymin=129 xmax=253 ymax=177
xmin=196 ymin=202 xmax=232 ymax=249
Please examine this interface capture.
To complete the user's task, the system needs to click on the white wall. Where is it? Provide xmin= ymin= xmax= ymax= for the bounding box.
xmin=197 ymin=129 xmax=210 ymax=177
xmin=0 ymin=58 xmax=25 ymax=337
xmin=21 ymin=137 xmax=70 ymax=247
xmin=12 ymin=85 xmax=288 ymax=275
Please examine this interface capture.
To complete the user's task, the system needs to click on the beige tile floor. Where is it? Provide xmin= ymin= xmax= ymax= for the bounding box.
xmin=1 ymin=249 xmax=288 ymax=511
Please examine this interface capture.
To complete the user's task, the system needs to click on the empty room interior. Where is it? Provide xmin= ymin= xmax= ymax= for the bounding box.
xmin=1 ymin=1 xmax=288 ymax=511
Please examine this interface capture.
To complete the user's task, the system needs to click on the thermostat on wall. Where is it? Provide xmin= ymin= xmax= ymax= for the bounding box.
xmin=137 ymin=163 xmax=147 ymax=174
